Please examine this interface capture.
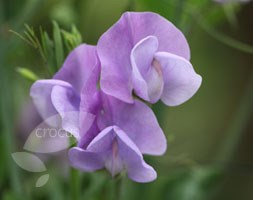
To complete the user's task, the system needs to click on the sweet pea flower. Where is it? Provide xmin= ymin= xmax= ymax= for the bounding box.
xmin=30 ymin=44 xmax=99 ymax=140
xmin=97 ymin=12 xmax=202 ymax=106
xmin=30 ymin=44 xmax=167 ymax=182
xmin=70 ymin=89 xmax=167 ymax=182
xmin=68 ymin=52 xmax=166 ymax=182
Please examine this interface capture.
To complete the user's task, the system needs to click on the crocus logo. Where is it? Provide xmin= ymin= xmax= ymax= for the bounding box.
xmin=12 ymin=112 xmax=82 ymax=187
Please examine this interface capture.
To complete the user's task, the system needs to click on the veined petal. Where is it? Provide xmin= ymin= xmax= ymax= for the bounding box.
xmin=98 ymin=12 xmax=190 ymax=103
xmin=155 ymin=52 xmax=202 ymax=106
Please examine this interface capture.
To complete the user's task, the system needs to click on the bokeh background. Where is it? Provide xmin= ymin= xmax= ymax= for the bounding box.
xmin=1 ymin=0 xmax=253 ymax=199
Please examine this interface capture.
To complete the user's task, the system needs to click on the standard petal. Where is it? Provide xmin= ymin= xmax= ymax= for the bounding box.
xmin=54 ymin=44 xmax=99 ymax=93
xmin=51 ymin=85 xmax=80 ymax=139
xmin=155 ymin=52 xmax=202 ymax=106
xmin=97 ymin=14 xmax=134 ymax=103
xmin=100 ymin=96 xmax=167 ymax=155
xmin=30 ymin=80 xmax=72 ymax=126
xmin=115 ymin=127 xmax=157 ymax=183
xmin=124 ymin=12 xmax=190 ymax=60
xmin=68 ymin=147 xmax=104 ymax=172
xmin=98 ymin=12 xmax=190 ymax=103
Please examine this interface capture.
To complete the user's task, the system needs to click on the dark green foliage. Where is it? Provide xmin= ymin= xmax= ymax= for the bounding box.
xmin=10 ymin=21 xmax=83 ymax=77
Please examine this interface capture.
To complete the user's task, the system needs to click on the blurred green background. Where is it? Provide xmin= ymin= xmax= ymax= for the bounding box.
xmin=1 ymin=0 xmax=253 ymax=199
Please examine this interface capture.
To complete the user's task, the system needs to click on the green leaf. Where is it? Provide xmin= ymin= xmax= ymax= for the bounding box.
xmin=53 ymin=21 xmax=64 ymax=70
xmin=9 ymin=29 xmax=34 ymax=47
xmin=61 ymin=25 xmax=82 ymax=53
xmin=11 ymin=22 xmax=83 ymax=76
xmin=24 ymin=24 xmax=37 ymax=46
xmin=16 ymin=67 xmax=39 ymax=81
xmin=40 ymin=29 xmax=54 ymax=74
xmin=71 ymin=25 xmax=82 ymax=46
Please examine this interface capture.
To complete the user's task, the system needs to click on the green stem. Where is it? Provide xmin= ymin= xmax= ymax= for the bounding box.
xmin=161 ymin=1 xmax=253 ymax=55
xmin=111 ymin=176 xmax=123 ymax=200
xmin=185 ymin=2 xmax=253 ymax=163
xmin=186 ymin=3 xmax=253 ymax=55
xmin=197 ymin=17 xmax=253 ymax=54
xmin=70 ymin=136 xmax=80 ymax=200
xmin=70 ymin=168 xmax=80 ymax=200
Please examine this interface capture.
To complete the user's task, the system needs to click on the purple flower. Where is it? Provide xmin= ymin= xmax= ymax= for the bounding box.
xmin=30 ymin=11 xmax=203 ymax=183
xmin=97 ymin=12 xmax=202 ymax=106
xmin=70 ymin=92 xmax=167 ymax=182
xmin=30 ymin=44 xmax=99 ymax=140
xmin=30 ymin=44 xmax=167 ymax=182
